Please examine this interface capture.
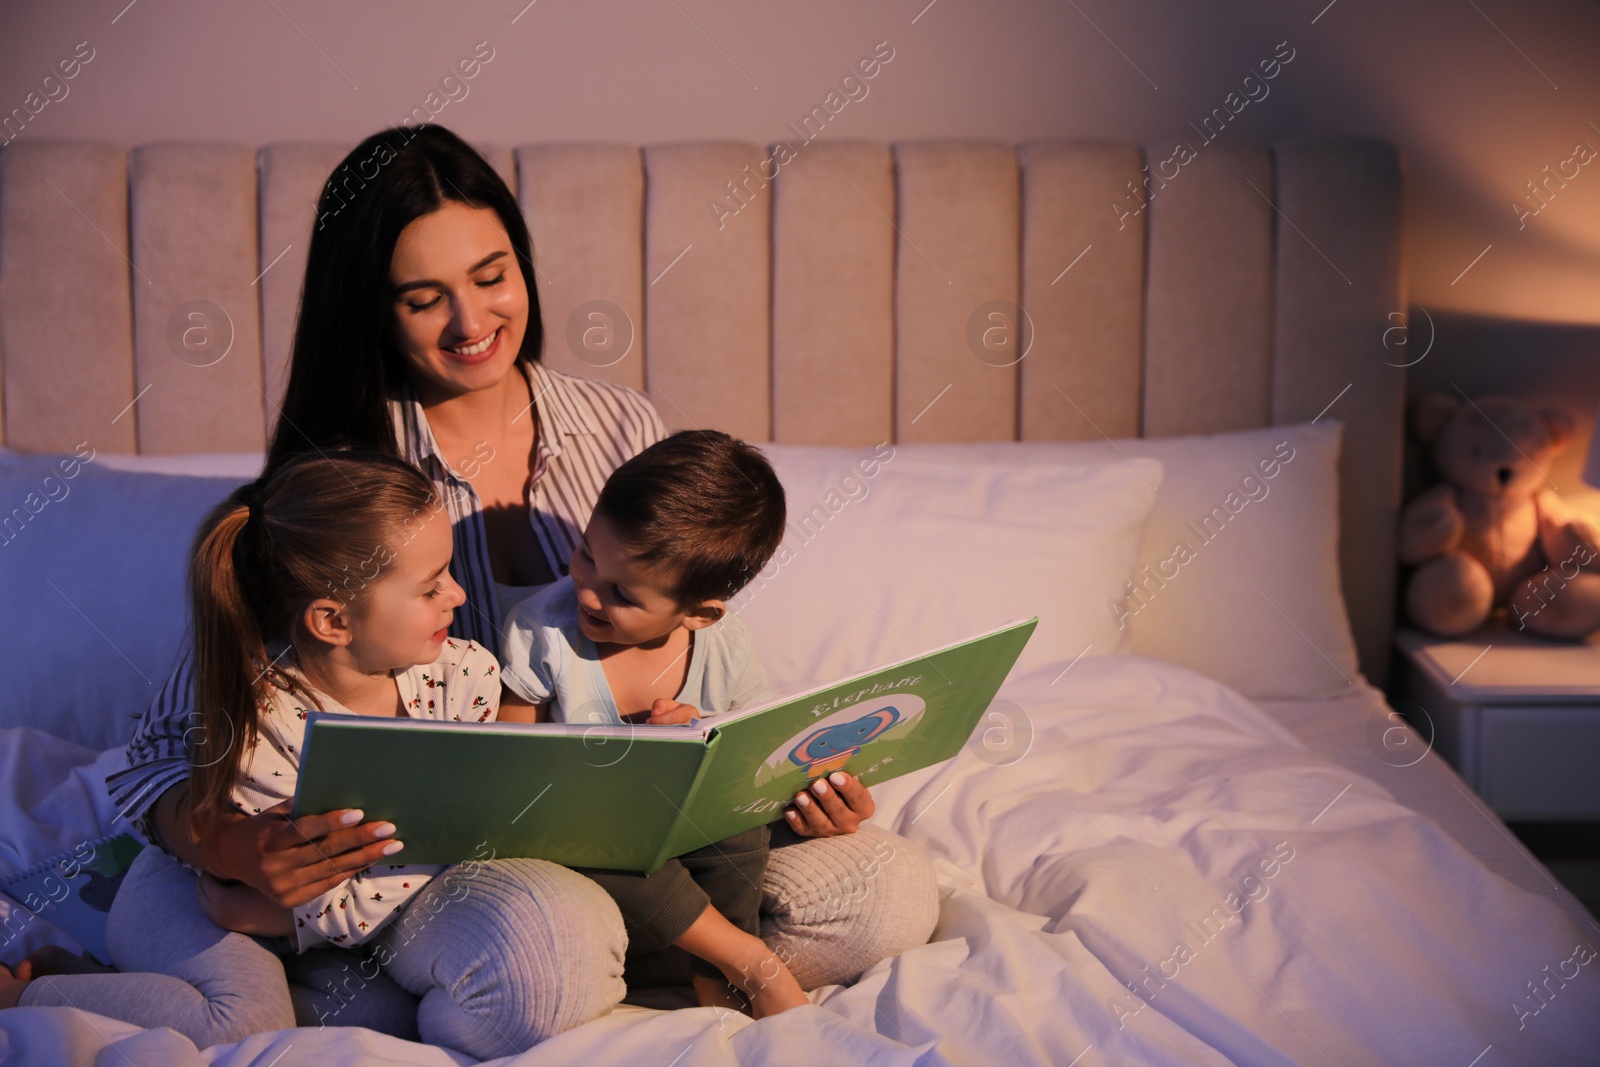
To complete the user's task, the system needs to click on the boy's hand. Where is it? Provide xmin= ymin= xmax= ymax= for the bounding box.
xmin=642 ymin=698 xmax=699 ymax=726
xmin=196 ymin=872 xmax=295 ymax=936
xmin=785 ymin=772 xmax=875 ymax=837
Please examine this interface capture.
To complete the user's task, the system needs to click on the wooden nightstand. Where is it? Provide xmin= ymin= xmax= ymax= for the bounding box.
xmin=1395 ymin=625 xmax=1600 ymax=821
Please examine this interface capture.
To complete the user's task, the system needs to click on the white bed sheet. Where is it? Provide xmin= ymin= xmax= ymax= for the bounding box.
xmin=3 ymin=655 xmax=1597 ymax=1065
xmin=1252 ymin=683 xmax=1597 ymax=932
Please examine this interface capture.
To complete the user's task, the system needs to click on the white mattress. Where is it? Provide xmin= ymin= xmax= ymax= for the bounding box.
xmin=3 ymin=655 xmax=1597 ymax=1065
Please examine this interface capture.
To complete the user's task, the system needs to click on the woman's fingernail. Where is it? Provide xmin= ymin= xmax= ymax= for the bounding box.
xmin=796 ymin=793 xmax=811 ymax=808
xmin=373 ymin=823 xmax=397 ymax=839
xmin=382 ymin=841 xmax=405 ymax=856
xmin=785 ymin=810 xmax=799 ymax=820
xmin=341 ymin=810 xmax=365 ymax=825
xmin=829 ymin=772 xmax=847 ymax=787
xmin=813 ymin=780 xmax=829 ymax=795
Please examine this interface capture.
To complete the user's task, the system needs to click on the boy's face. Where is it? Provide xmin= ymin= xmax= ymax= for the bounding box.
xmin=569 ymin=513 xmax=722 ymax=648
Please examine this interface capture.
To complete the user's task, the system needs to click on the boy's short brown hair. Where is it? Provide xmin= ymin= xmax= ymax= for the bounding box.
xmin=593 ymin=430 xmax=786 ymax=605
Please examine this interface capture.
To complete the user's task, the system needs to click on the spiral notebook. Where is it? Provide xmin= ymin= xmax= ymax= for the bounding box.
xmin=0 ymin=832 xmax=143 ymax=964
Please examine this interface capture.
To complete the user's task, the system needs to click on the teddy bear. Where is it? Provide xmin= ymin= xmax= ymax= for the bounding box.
xmin=1399 ymin=392 xmax=1600 ymax=638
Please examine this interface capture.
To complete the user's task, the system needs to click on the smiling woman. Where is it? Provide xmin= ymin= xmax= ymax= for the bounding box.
xmin=92 ymin=123 xmax=939 ymax=1045
xmin=270 ymin=127 xmax=545 ymax=474
xmin=387 ymin=203 xmax=530 ymax=405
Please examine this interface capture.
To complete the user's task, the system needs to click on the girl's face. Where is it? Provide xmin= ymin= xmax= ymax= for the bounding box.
xmin=388 ymin=201 xmax=529 ymax=401
xmin=345 ymin=510 xmax=466 ymax=672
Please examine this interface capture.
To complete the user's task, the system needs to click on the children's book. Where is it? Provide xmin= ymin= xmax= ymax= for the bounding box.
xmin=294 ymin=617 xmax=1036 ymax=873
xmin=0 ymin=832 xmax=144 ymax=964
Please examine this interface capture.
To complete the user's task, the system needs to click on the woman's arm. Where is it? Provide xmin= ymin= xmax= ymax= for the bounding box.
xmin=196 ymin=833 xmax=444 ymax=951
xmin=196 ymin=873 xmax=294 ymax=937
xmin=119 ymin=651 xmax=407 ymax=906
xmin=151 ymin=786 xmax=408 ymax=908
xmin=106 ymin=649 xmax=203 ymax=848
xmin=114 ymin=652 xmax=401 ymax=905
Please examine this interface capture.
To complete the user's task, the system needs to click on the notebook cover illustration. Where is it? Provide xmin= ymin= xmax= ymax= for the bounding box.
xmin=1 ymin=832 xmax=144 ymax=964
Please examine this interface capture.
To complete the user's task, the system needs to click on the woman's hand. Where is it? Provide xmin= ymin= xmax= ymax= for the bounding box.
xmin=784 ymin=771 xmax=875 ymax=836
xmin=196 ymin=873 xmax=295 ymax=936
xmin=196 ymin=799 xmax=404 ymax=909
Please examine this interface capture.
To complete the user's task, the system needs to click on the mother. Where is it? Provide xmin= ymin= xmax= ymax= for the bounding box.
xmin=105 ymin=125 xmax=938 ymax=1039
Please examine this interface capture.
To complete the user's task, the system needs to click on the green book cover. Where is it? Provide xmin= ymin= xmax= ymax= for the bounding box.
xmin=294 ymin=617 xmax=1035 ymax=873
xmin=0 ymin=833 xmax=144 ymax=964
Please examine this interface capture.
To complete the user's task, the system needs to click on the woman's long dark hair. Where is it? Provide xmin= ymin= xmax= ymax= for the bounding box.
xmin=265 ymin=125 xmax=543 ymax=473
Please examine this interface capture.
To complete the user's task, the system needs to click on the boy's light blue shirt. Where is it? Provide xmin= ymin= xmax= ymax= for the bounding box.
xmin=500 ymin=576 xmax=774 ymax=724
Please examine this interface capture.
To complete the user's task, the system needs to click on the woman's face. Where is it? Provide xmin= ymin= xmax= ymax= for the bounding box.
xmin=388 ymin=201 xmax=530 ymax=401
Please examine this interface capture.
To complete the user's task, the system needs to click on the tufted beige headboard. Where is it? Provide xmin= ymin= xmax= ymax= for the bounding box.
xmin=0 ymin=137 xmax=1403 ymax=682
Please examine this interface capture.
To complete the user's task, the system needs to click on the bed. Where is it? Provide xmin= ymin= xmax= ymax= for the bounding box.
xmin=1 ymin=137 xmax=1596 ymax=1065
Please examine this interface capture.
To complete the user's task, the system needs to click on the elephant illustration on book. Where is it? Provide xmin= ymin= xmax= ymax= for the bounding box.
xmin=754 ymin=693 xmax=926 ymax=787
xmin=786 ymin=704 xmax=902 ymax=778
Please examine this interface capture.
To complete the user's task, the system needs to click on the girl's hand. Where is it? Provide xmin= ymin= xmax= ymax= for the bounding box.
xmin=784 ymin=772 xmax=875 ymax=836
xmin=196 ymin=872 xmax=295 ymax=936
xmin=199 ymin=799 xmax=403 ymax=909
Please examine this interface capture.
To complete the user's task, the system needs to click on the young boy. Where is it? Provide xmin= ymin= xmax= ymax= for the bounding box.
xmin=497 ymin=430 xmax=807 ymax=1017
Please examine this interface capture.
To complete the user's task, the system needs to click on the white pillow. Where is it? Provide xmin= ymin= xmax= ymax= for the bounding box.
xmin=0 ymin=452 xmax=249 ymax=749
xmin=884 ymin=421 xmax=1359 ymax=701
xmin=1 ymin=447 xmax=266 ymax=479
xmin=90 ymin=452 xmax=265 ymax=478
xmin=734 ymin=450 xmax=1163 ymax=695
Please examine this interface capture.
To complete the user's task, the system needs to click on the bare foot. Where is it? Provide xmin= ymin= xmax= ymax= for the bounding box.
xmin=726 ymin=954 xmax=808 ymax=1019
xmin=1 ymin=962 xmax=30 ymax=1009
xmin=692 ymin=973 xmax=747 ymax=1013
xmin=24 ymin=945 xmax=112 ymax=978
xmin=674 ymin=907 xmax=809 ymax=1019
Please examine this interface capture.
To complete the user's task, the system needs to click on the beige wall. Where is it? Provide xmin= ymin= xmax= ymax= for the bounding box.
xmin=3 ymin=0 xmax=1597 ymax=461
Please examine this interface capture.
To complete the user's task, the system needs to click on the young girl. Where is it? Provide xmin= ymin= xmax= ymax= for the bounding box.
xmin=1 ymin=453 xmax=626 ymax=1057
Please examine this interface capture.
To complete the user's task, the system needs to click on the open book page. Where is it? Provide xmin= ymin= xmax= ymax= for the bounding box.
xmin=648 ymin=617 xmax=1038 ymax=863
xmin=293 ymin=618 xmax=1036 ymax=873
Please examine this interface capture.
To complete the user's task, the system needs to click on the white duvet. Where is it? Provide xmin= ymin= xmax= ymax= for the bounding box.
xmin=3 ymin=655 xmax=1596 ymax=1066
